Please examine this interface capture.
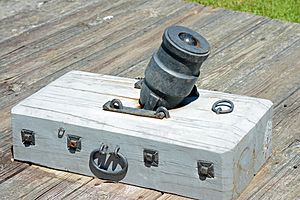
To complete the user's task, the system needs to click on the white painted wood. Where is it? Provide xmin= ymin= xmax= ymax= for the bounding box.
xmin=11 ymin=71 xmax=273 ymax=200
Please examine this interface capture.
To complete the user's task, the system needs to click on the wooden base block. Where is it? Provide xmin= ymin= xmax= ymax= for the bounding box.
xmin=11 ymin=71 xmax=273 ymax=200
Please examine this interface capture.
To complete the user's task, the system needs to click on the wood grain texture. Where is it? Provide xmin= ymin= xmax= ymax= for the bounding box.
xmin=12 ymin=71 xmax=272 ymax=151
xmin=0 ymin=0 xmax=104 ymax=44
xmin=238 ymin=90 xmax=300 ymax=200
xmin=0 ymin=165 xmax=92 ymax=200
xmin=0 ymin=0 xmax=299 ymax=199
xmin=62 ymin=179 xmax=163 ymax=200
xmin=0 ymin=0 xmax=42 ymax=20
xmin=11 ymin=71 xmax=272 ymax=199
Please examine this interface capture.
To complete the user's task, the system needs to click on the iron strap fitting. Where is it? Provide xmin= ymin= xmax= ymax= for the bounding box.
xmin=103 ymin=99 xmax=170 ymax=119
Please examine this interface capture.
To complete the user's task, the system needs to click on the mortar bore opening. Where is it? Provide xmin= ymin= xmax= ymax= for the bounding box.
xmin=178 ymin=32 xmax=200 ymax=47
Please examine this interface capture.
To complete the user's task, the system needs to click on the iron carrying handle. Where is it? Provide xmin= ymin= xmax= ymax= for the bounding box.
xmin=89 ymin=146 xmax=128 ymax=182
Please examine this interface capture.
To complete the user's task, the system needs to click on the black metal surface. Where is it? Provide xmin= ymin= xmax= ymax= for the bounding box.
xmin=89 ymin=144 xmax=128 ymax=182
xmin=103 ymin=99 xmax=170 ymax=119
xmin=21 ymin=129 xmax=35 ymax=147
xmin=57 ymin=127 xmax=65 ymax=138
xmin=140 ymin=25 xmax=210 ymax=110
xmin=197 ymin=160 xmax=214 ymax=181
xmin=212 ymin=99 xmax=234 ymax=114
xmin=134 ymin=79 xmax=143 ymax=89
xmin=143 ymin=149 xmax=159 ymax=167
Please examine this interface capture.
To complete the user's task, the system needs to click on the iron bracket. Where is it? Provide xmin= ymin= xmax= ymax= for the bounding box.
xmin=67 ymin=134 xmax=81 ymax=153
xmin=21 ymin=129 xmax=35 ymax=147
xmin=197 ymin=160 xmax=214 ymax=180
xmin=103 ymin=99 xmax=170 ymax=119
xmin=143 ymin=149 xmax=159 ymax=167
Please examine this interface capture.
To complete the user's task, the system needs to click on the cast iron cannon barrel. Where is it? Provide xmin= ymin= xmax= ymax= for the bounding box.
xmin=140 ymin=25 xmax=210 ymax=110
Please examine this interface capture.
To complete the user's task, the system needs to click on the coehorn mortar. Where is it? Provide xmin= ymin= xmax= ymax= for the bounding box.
xmin=139 ymin=25 xmax=210 ymax=110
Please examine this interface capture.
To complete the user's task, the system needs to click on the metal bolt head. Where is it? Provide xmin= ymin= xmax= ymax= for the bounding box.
xmin=145 ymin=152 xmax=154 ymax=162
xmin=200 ymin=166 xmax=209 ymax=175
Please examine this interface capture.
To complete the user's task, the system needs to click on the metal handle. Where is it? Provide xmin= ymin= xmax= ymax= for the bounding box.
xmin=212 ymin=99 xmax=234 ymax=114
xmin=89 ymin=145 xmax=128 ymax=182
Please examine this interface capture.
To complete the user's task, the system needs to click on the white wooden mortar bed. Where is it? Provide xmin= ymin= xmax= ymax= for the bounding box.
xmin=11 ymin=71 xmax=272 ymax=200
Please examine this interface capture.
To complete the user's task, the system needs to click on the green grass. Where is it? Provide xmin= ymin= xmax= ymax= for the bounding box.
xmin=191 ymin=0 xmax=300 ymax=23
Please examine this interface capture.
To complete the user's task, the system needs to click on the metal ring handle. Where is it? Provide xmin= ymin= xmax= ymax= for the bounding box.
xmin=155 ymin=106 xmax=170 ymax=118
xmin=89 ymin=148 xmax=128 ymax=182
xmin=212 ymin=99 xmax=234 ymax=114
xmin=109 ymin=99 xmax=123 ymax=109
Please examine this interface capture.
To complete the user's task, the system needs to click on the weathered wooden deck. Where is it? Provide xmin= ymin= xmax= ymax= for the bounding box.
xmin=0 ymin=0 xmax=299 ymax=199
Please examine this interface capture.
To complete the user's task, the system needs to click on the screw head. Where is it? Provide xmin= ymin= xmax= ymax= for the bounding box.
xmin=145 ymin=152 xmax=154 ymax=162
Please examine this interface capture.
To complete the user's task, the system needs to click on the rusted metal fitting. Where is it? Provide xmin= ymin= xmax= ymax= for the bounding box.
xmin=67 ymin=134 xmax=81 ymax=153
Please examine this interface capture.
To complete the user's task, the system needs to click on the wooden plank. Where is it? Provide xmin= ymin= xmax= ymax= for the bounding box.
xmin=0 ymin=0 xmax=192 ymax=107
xmin=0 ymin=0 xmax=299 ymax=199
xmin=0 ymin=149 xmax=28 ymax=184
xmin=12 ymin=71 xmax=272 ymax=151
xmin=11 ymin=71 xmax=272 ymax=199
xmin=0 ymin=0 xmax=149 ymax=138
xmin=160 ymin=26 xmax=300 ymax=200
xmin=1 ymin=1 xmax=196 ymax=194
xmin=117 ymin=11 xmax=270 ymax=78
xmin=160 ymin=90 xmax=300 ymax=199
xmin=0 ymin=4 xmax=196 ymax=183
xmin=157 ymin=194 xmax=190 ymax=200
xmin=0 ymin=0 xmax=131 ymax=58
xmin=242 ymin=142 xmax=300 ymax=200
xmin=62 ymin=179 xmax=162 ymax=200
xmin=0 ymin=1 xmax=201 ymax=199
xmin=151 ymin=7 xmax=299 ymax=200
xmin=0 ymin=0 xmax=41 ymax=20
xmin=0 ymin=165 xmax=92 ymax=200
xmin=121 ymin=17 xmax=300 ymax=198
xmin=0 ymin=109 xmax=13 ymax=160
xmin=0 ymin=163 xmax=162 ymax=200
xmin=0 ymin=0 xmax=137 ymax=66
xmin=0 ymin=0 xmax=116 ymax=196
xmin=0 ymin=0 xmax=104 ymax=43
xmin=118 ymin=18 xmax=299 ymax=96
xmin=237 ymin=89 xmax=300 ymax=200
xmin=2 ymin=1 xmax=203 ymax=176
xmin=0 ymin=0 xmax=139 ymax=188
xmin=0 ymin=127 xmax=29 ymax=195
xmin=0 ymin=0 xmax=142 ymax=76
xmin=199 ymin=23 xmax=300 ymax=97
xmin=0 ymin=0 xmax=188 ymax=130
